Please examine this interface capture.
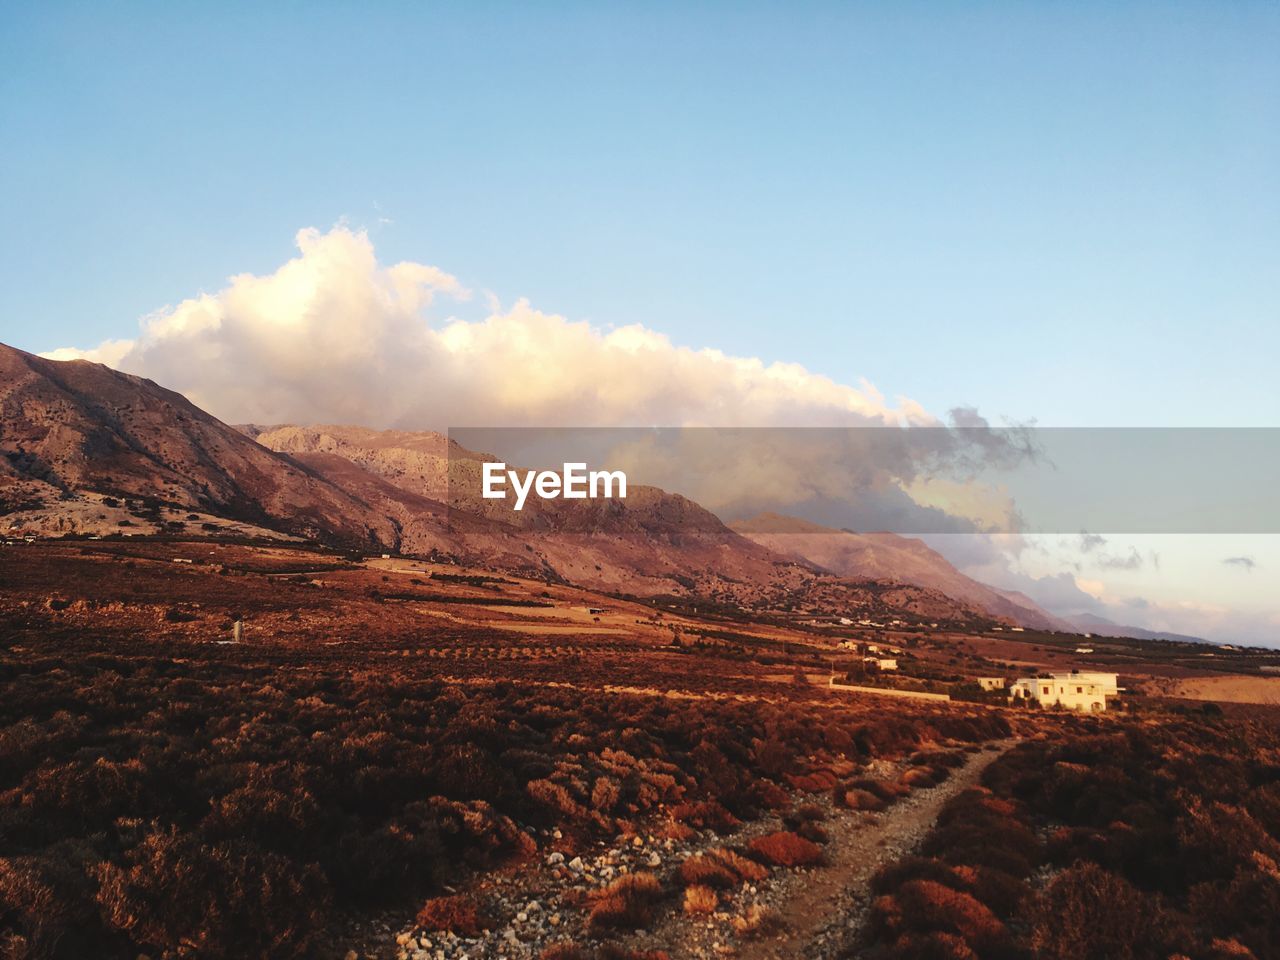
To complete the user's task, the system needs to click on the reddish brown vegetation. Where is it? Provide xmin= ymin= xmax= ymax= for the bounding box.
xmin=0 ymin=542 xmax=1012 ymax=959
xmin=682 ymin=884 xmax=718 ymax=915
xmin=707 ymin=847 xmax=770 ymax=883
xmin=678 ymin=854 xmax=739 ymax=889
xmin=867 ymin=716 xmax=1280 ymax=959
xmin=731 ymin=903 xmax=786 ymax=940
xmin=586 ymin=873 xmax=665 ymax=933
xmin=415 ymin=894 xmax=492 ymax=936
xmin=747 ymin=831 xmax=824 ymax=868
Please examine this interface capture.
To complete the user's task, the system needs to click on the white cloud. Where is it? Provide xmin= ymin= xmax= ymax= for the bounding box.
xmin=48 ymin=225 xmax=907 ymax=430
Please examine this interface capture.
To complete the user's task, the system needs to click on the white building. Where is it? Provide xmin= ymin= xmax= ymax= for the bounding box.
xmin=1009 ymin=670 xmax=1118 ymax=712
xmin=866 ymin=657 xmax=898 ymax=671
xmin=976 ymin=677 xmax=1006 ymax=692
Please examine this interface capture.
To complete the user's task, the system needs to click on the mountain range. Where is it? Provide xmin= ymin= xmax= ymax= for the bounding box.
xmin=2 ymin=341 xmax=1121 ymax=632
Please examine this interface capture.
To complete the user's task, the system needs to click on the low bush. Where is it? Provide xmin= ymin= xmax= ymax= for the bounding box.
xmin=94 ymin=828 xmax=329 ymax=960
xmin=587 ymin=873 xmax=664 ymax=933
xmin=731 ymin=903 xmax=785 ymax=940
xmin=678 ymin=854 xmax=738 ymax=890
xmin=682 ymin=884 xmax=718 ymax=915
xmin=1027 ymin=862 xmax=1181 ymax=960
xmin=872 ymin=879 xmax=1013 ymax=958
xmin=415 ymin=893 xmax=492 ymax=937
xmin=707 ymin=847 xmax=769 ymax=883
xmin=748 ymin=831 xmax=824 ymax=868
xmin=835 ymin=786 xmax=887 ymax=811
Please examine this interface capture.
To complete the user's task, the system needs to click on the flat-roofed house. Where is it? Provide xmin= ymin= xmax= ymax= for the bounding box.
xmin=1009 ymin=670 xmax=1118 ymax=712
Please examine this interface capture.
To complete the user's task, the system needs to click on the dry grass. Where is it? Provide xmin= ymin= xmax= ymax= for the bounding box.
xmin=732 ymin=903 xmax=786 ymax=940
xmin=682 ymin=884 xmax=718 ymax=915
xmin=416 ymin=894 xmax=491 ymax=936
xmin=587 ymin=872 xmax=665 ymax=933
xmin=708 ymin=848 xmax=769 ymax=883
xmin=679 ymin=854 xmax=739 ymax=889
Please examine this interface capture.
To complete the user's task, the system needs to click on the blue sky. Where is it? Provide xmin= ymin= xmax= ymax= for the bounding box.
xmin=3 ymin=1 xmax=1277 ymax=427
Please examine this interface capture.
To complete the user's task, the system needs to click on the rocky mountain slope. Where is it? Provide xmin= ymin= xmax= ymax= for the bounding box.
xmin=249 ymin=424 xmax=815 ymax=599
xmin=1 ymin=345 xmax=1027 ymax=621
xmin=0 ymin=344 xmax=398 ymax=547
xmin=731 ymin=512 xmax=1063 ymax=629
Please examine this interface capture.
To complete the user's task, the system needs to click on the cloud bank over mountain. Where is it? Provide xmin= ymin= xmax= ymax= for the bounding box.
xmin=47 ymin=226 xmax=914 ymax=431
xmin=43 ymin=225 xmax=1275 ymax=644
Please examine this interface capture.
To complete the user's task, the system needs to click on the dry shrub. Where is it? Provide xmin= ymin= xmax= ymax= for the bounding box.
xmin=656 ymin=820 xmax=697 ymax=843
xmin=1028 ymin=862 xmax=1177 ymax=960
xmin=591 ymin=777 xmax=621 ymax=812
xmin=1188 ymin=859 xmax=1280 ymax=959
xmin=748 ymin=831 xmax=824 ymax=868
xmin=1205 ymin=939 xmax=1258 ymax=960
xmin=668 ymin=801 xmax=740 ymax=833
xmin=683 ymin=884 xmax=718 ymax=915
xmin=708 ymin=848 xmax=769 ymax=883
xmin=837 ymin=787 xmax=887 ymax=811
xmin=924 ymin=790 xmax=1039 ymax=879
xmin=872 ymin=879 xmax=1011 ymax=956
xmin=750 ymin=779 xmax=792 ymax=811
xmin=797 ymin=821 xmax=829 ymax=844
xmin=901 ymin=767 xmax=942 ymax=788
xmin=679 ymin=854 xmax=738 ymax=890
xmin=0 ymin=850 xmax=99 ymax=960
xmin=885 ymin=930 xmax=979 ymax=960
xmin=527 ymin=779 xmax=587 ymax=820
xmin=847 ymin=777 xmax=907 ymax=805
xmin=416 ymin=893 xmax=491 ymax=936
xmin=961 ymin=866 xmax=1030 ymax=918
xmin=787 ymin=770 xmax=838 ymax=792
xmin=795 ymin=802 xmax=827 ymax=821
xmin=95 ymin=829 xmax=329 ymax=960
xmin=732 ymin=903 xmax=786 ymax=940
xmin=871 ymin=857 xmax=966 ymax=898
xmin=587 ymin=873 xmax=664 ymax=933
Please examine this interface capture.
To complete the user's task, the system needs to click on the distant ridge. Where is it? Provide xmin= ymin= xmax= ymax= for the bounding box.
xmin=731 ymin=512 xmax=1067 ymax=630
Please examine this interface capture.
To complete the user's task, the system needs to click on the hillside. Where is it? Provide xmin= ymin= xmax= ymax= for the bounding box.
xmin=1 ymin=349 xmax=1014 ymax=622
xmin=250 ymin=423 xmax=817 ymax=599
xmin=0 ymin=344 xmax=399 ymax=547
xmin=731 ymin=512 xmax=1064 ymax=629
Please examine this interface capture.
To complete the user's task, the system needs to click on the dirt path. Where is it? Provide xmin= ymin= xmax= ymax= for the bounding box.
xmin=734 ymin=740 xmax=1014 ymax=960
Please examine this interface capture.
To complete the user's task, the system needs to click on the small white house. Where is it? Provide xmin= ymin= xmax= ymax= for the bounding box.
xmin=976 ymin=677 xmax=1006 ymax=692
xmin=866 ymin=656 xmax=899 ymax=671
